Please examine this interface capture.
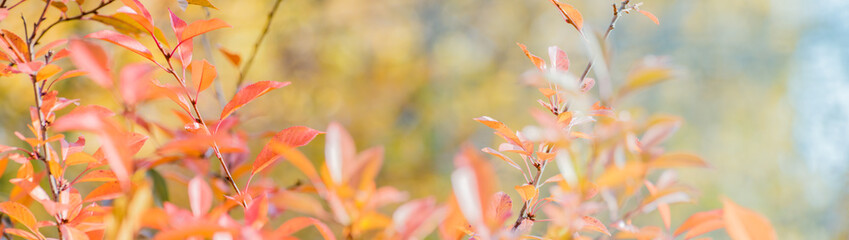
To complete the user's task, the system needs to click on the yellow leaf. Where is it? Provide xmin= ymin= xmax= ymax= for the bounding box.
xmin=36 ymin=64 xmax=61 ymax=81
xmin=596 ymin=161 xmax=645 ymax=188
xmin=514 ymin=184 xmax=538 ymax=202
xmin=65 ymin=152 xmax=98 ymax=166
xmin=0 ymin=202 xmax=40 ymax=236
xmin=187 ymin=0 xmax=218 ymax=9
xmin=648 ymin=153 xmax=708 ymax=169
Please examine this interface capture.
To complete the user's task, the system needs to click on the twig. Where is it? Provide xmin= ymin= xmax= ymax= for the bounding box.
xmin=32 ymin=0 xmax=117 ymax=46
xmin=578 ymin=0 xmax=630 ymax=84
xmin=234 ymin=0 xmax=284 ymax=91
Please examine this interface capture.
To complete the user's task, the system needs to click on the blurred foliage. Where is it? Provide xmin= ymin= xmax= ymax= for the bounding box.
xmin=0 ymin=0 xmax=841 ymax=238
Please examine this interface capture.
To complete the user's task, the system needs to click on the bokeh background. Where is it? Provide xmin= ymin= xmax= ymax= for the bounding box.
xmin=0 ymin=0 xmax=845 ymax=238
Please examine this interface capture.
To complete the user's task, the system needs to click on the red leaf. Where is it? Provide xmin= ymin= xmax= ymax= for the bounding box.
xmin=220 ymin=81 xmax=290 ymax=120
xmin=189 ymin=60 xmax=216 ymax=93
xmin=179 ymin=18 xmax=230 ymax=43
xmin=169 ymin=10 xmax=192 ymax=68
xmin=639 ymin=10 xmax=660 ymax=25
xmin=275 ymin=217 xmax=336 ymax=240
xmin=69 ymin=40 xmax=112 ymax=88
xmin=549 ymin=0 xmax=584 ymax=32
xmin=86 ymin=30 xmax=153 ymax=60
xmin=251 ymin=126 xmax=324 ymax=176
xmin=188 ymin=176 xmax=212 ymax=217
xmin=548 ymin=45 xmax=569 ymax=72
xmin=517 ymin=43 xmax=545 ymax=71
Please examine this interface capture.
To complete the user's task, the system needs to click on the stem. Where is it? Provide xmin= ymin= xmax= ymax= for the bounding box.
xmin=32 ymin=0 xmax=117 ymax=45
xmin=234 ymin=0 xmax=284 ymax=91
xmin=577 ymin=0 xmax=630 ymax=84
xmin=161 ymin=52 xmax=248 ymax=208
xmin=24 ymin=1 xmax=67 ymax=239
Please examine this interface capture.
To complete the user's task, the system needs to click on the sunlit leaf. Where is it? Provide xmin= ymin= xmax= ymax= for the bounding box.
xmin=84 ymin=182 xmax=123 ymax=202
xmin=220 ymin=81 xmax=290 ymax=120
xmin=76 ymin=170 xmax=117 ymax=183
xmin=252 ymin=126 xmax=324 ymax=176
xmin=179 ymin=18 xmax=230 ymax=43
xmin=189 ymin=60 xmax=216 ymax=93
xmin=722 ymin=197 xmax=777 ymax=240
xmin=0 ymin=202 xmax=39 ymax=236
xmin=187 ymin=0 xmax=218 ymax=9
xmin=548 ymin=45 xmax=569 ymax=72
xmin=514 ymin=184 xmax=537 ymax=203
xmin=549 ymin=0 xmax=584 ymax=32
xmin=36 ymin=64 xmax=61 ymax=82
xmin=481 ymin=147 xmax=521 ymax=171
xmin=674 ymin=209 xmax=723 ymax=236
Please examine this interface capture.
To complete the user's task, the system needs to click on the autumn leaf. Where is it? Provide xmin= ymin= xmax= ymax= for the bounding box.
xmin=515 ymin=184 xmax=538 ymax=203
xmin=648 ymin=153 xmax=709 ymax=169
xmin=722 ymin=197 xmax=777 ymax=240
xmin=548 ymin=45 xmax=569 ymax=72
xmin=0 ymin=202 xmax=40 ymax=237
xmin=36 ymin=64 xmax=62 ymax=82
xmin=251 ymin=126 xmax=324 ymax=176
xmin=187 ymin=0 xmax=218 ymax=9
xmin=274 ymin=217 xmax=336 ymax=240
xmin=481 ymin=147 xmax=521 ymax=171
xmin=119 ymin=63 xmax=156 ymax=105
xmin=517 ymin=43 xmax=545 ymax=71
xmin=76 ymin=170 xmax=118 ymax=183
xmin=218 ymin=46 xmax=241 ymax=67
xmin=188 ymin=176 xmax=213 ymax=217
xmin=549 ymin=0 xmax=584 ymax=32
xmin=86 ymin=30 xmax=154 ymax=61
xmin=639 ymin=10 xmax=660 ymax=25
xmin=189 ymin=60 xmax=216 ymax=93
xmin=69 ymin=40 xmax=112 ymax=88
xmin=580 ymin=215 xmax=611 ymax=236
xmin=674 ymin=209 xmax=723 ymax=237
xmin=179 ymin=18 xmax=231 ymax=43
xmin=220 ymin=81 xmax=290 ymax=120
xmin=84 ymin=182 xmax=123 ymax=202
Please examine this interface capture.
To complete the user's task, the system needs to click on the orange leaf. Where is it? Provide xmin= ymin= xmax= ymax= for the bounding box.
xmin=218 ymin=46 xmax=241 ymax=67
xmin=674 ymin=209 xmax=723 ymax=236
xmin=189 ymin=60 xmax=216 ymax=93
xmin=269 ymin=142 xmax=321 ymax=184
xmin=481 ymin=147 xmax=521 ymax=171
xmin=514 ymin=184 xmax=538 ymax=202
xmin=76 ymin=170 xmax=118 ymax=183
xmin=69 ymin=40 xmax=112 ymax=88
xmin=722 ymin=197 xmax=777 ymax=240
xmin=179 ymin=18 xmax=230 ymax=43
xmin=0 ymin=202 xmax=39 ymax=236
xmin=596 ymin=161 xmax=645 ymax=188
xmin=549 ymin=0 xmax=584 ymax=32
xmin=274 ymin=217 xmax=336 ymax=240
xmin=639 ymin=10 xmax=660 ymax=25
xmin=684 ymin=219 xmax=724 ymax=239
xmin=645 ymin=181 xmax=671 ymax=229
xmin=187 ymin=0 xmax=218 ymax=9
xmin=648 ymin=153 xmax=708 ymax=169
xmin=580 ymin=215 xmax=611 ymax=236
xmin=252 ymin=126 xmax=324 ymax=176
xmin=220 ymin=81 xmax=290 ymax=120
xmin=86 ymin=30 xmax=153 ymax=60
xmin=36 ymin=64 xmax=62 ymax=82
xmin=84 ymin=182 xmax=123 ymax=202
xmin=517 ymin=43 xmax=545 ymax=71
xmin=65 ymin=152 xmax=98 ymax=166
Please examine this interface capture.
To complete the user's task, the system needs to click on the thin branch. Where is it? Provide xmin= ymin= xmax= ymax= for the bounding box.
xmin=578 ymin=0 xmax=630 ymax=84
xmin=234 ymin=0 xmax=284 ymax=91
xmin=32 ymin=0 xmax=117 ymax=46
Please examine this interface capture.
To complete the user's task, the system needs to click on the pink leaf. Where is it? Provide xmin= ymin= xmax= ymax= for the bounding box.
xmin=325 ymin=122 xmax=355 ymax=184
xmin=220 ymin=81 xmax=290 ymax=120
xmin=119 ymin=63 xmax=156 ymax=105
xmin=548 ymin=45 xmax=569 ymax=72
xmin=188 ymin=176 xmax=212 ymax=217
xmin=86 ymin=30 xmax=153 ymax=60
xmin=69 ymin=40 xmax=112 ymax=88
xmin=639 ymin=10 xmax=660 ymax=25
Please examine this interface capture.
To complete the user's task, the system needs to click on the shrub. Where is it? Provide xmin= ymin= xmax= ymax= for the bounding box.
xmin=0 ymin=0 xmax=775 ymax=239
